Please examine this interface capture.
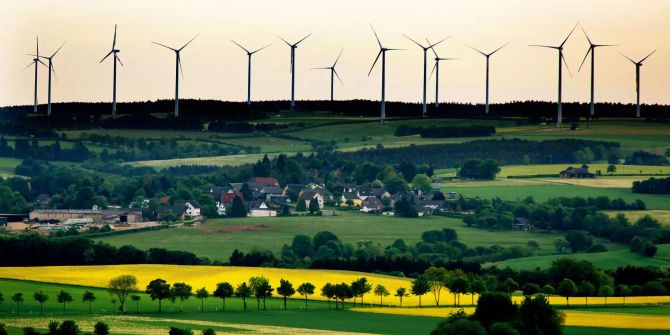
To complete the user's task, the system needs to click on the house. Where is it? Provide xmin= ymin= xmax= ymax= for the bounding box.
xmin=260 ymin=186 xmax=284 ymax=201
xmin=334 ymin=182 xmax=358 ymax=193
xmin=283 ymin=183 xmax=305 ymax=196
xmin=249 ymin=201 xmax=277 ymax=217
xmin=248 ymin=177 xmax=279 ymax=187
xmin=299 ymin=190 xmax=325 ymax=209
xmin=560 ymin=167 xmax=595 ymax=179
xmin=513 ymin=217 xmax=533 ymax=231
xmin=360 ymin=197 xmax=384 ymax=213
xmin=339 ymin=192 xmax=363 ymax=207
xmin=185 ymin=201 xmax=201 ymax=218
xmin=34 ymin=194 xmax=52 ymax=208
xmin=416 ymin=200 xmax=446 ymax=215
xmin=215 ymin=202 xmax=226 ymax=216
xmin=358 ymin=188 xmax=390 ymax=200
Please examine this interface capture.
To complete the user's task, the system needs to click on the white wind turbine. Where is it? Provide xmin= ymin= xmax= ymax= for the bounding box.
xmin=577 ymin=25 xmax=615 ymax=118
xmin=622 ymin=50 xmax=656 ymax=118
xmin=530 ymin=24 xmax=578 ymax=127
xmin=276 ymin=33 xmax=311 ymax=110
xmin=466 ymin=42 xmax=509 ymax=115
xmin=403 ymin=35 xmax=447 ymax=118
xmin=100 ymin=25 xmax=123 ymax=119
xmin=153 ymin=34 xmax=199 ymax=117
xmin=368 ymin=24 xmax=403 ymax=124
xmin=34 ymin=42 xmax=66 ymax=116
xmin=24 ymin=37 xmax=47 ymax=113
xmin=231 ymin=40 xmax=270 ymax=105
xmin=313 ymin=48 xmax=344 ymax=101
xmin=427 ymin=39 xmax=458 ymax=109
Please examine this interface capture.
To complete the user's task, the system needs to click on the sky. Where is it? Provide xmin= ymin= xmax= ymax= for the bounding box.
xmin=1 ymin=0 xmax=669 ymax=107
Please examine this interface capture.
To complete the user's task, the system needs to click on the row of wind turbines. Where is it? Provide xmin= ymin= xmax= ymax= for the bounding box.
xmin=26 ymin=23 xmax=656 ymax=126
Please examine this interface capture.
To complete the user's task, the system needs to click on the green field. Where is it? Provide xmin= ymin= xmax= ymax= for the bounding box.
xmin=494 ymin=244 xmax=670 ymax=270
xmin=95 ymin=212 xmax=624 ymax=262
xmin=0 ymin=157 xmax=21 ymax=177
xmin=498 ymin=164 xmax=670 ymax=177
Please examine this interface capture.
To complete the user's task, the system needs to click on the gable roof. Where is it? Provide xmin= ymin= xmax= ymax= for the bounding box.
xmin=248 ymin=177 xmax=279 ymax=186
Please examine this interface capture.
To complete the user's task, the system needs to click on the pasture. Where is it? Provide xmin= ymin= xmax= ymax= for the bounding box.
xmin=0 ymin=157 xmax=21 ymax=177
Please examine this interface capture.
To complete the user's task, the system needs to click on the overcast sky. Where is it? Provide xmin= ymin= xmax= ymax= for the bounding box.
xmin=1 ymin=0 xmax=668 ymax=107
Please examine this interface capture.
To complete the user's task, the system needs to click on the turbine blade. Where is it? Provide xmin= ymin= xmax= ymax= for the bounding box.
xmin=579 ymin=23 xmax=592 ymax=46
xmin=560 ymin=23 xmax=579 ymax=48
xmin=427 ymin=39 xmax=439 ymax=58
xmin=51 ymin=63 xmax=58 ymax=81
xmin=100 ymin=50 xmax=113 ymax=63
xmin=490 ymin=42 xmax=510 ymax=55
xmin=295 ymin=33 xmax=311 ymax=45
xmin=466 ymin=44 xmax=487 ymax=56
xmin=386 ymin=48 xmax=405 ymax=51
xmin=23 ymin=62 xmax=34 ymax=70
xmin=231 ymin=40 xmax=250 ymax=53
xmin=428 ymin=37 xmax=449 ymax=49
xmin=153 ymin=41 xmax=177 ymax=51
xmin=529 ymin=44 xmax=559 ymax=49
xmin=403 ymin=34 xmax=425 ymax=49
xmin=312 ymin=67 xmax=331 ymax=70
xmin=178 ymin=57 xmax=184 ymax=79
xmin=36 ymin=36 xmax=39 ymax=58
xmin=428 ymin=62 xmax=437 ymax=79
xmin=368 ymin=50 xmax=382 ymax=76
xmin=276 ymin=35 xmax=292 ymax=47
xmin=578 ymin=47 xmax=592 ymax=73
xmin=640 ymin=49 xmax=657 ymax=63
xmin=370 ymin=24 xmax=383 ymax=49
xmin=112 ymin=24 xmax=117 ymax=49
xmin=334 ymin=69 xmax=344 ymax=86
xmin=251 ymin=44 xmax=271 ymax=54
xmin=38 ymin=59 xmax=48 ymax=67
xmin=51 ymin=41 xmax=66 ymax=58
xmin=179 ymin=34 xmax=199 ymax=51
xmin=116 ymin=55 xmax=124 ymax=67
xmin=562 ymin=53 xmax=573 ymax=78
xmin=620 ymin=53 xmax=636 ymax=64
xmin=593 ymin=44 xmax=617 ymax=48
xmin=333 ymin=48 xmax=343 ymax=67
xmin=438 ymin=57 xmax=459 ymax=60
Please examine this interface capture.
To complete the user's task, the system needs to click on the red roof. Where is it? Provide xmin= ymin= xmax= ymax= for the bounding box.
xmin=223 ymin=193 xmax=237 ymax=204
xmin=249 ymin=177 xmax=279 ymax=186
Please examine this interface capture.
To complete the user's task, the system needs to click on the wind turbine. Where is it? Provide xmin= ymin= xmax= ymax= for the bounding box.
xmin=368 ymin=25 xmax=403 ymax=124
xmin=313 ymin=48 xmax=344 ymax=101
xmin=622 ymin=50 xmax=656 ymax=118
xmin=231 ymin=40 xmax=270 ymax=105
xmin=153 ymin=34 xmax=199 ymax=117
xmin=427 ymin=39 xmax=458 ymax=108
xmin=577 ymin=25 xmax=615 ymax=118
xmin=404 ymin=35 xmax=447 ymax=118
xmin=276 ymin=33 xmax=311 ymax=110
xmin=466 ymin=42 xmax=508 ymax=115
xmin=100 ymin=24 xmax=123 ymax=119
xmin=34 ymin=42 xmax=66 ymax=116
xmin=531 ymin=24 xmax=578 ymax=127
xmin=24 ymin=37 xmax=46 ymax=113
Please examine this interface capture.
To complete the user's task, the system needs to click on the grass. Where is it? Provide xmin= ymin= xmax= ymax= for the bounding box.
xmin=0 ymin=157 xmax=21 ymax=177
xmin=605 ymin=210 xmax=670 ymax=225
xmin=498 ymin=164 xmax=670 ymax=177
xmin=94 ymin=212 xmax=623 ymax=262
xmin=127 ymin=153 xmax=291 ymax=169
xmin=494 ymin=244 xmax=670 ymax=270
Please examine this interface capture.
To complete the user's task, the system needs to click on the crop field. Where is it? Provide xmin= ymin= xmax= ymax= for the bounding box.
xmin=498 ymin=164 xmax=670 ymax=177
xmin=494 ymin=244 xmax=670 ymax=270
xmin=127 ymin=153 xmax=291 ymax=169
xmin=0 ymin=157 xmax=21 ymax=177
xmin=95 ymin=213 xmax=623 ymax=262
xmin=605 ymin=210 xmax=670 ymax=225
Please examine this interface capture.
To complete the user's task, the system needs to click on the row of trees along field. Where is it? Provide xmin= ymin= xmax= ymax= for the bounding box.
xmin=0 ymin=319 xmax=219 ymax=335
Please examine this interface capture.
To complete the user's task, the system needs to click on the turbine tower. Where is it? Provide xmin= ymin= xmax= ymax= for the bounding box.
xmin=231 ymin=40 xmax=270 ymax=105
xmin=531 ymin=24 xmax=578 ymax=127
xmin=427 ymin=39 xmax=458 ymax=108
xmin=24 ymin=37 xmax=46 ymax=113
xmin=313 ymin=48 xmax=344 ymax=101
xmin=35 ymin=42 xmax=66 ymax=116
xmin=100 ymin=25 xmax=123 ymax=119
xmin=277 ymin=33 xmax=311 ymax=110
xmin=368 ymin=24 xmax=403 ymax=124
xmin=578 ymin=25 xmax=615 ymax=118
xmin=467 ymin=42 xmax=509 ymax=115
xmin=153 ymin=34 xmax=199 ymax=117
xmin=622 ymin=50 xmax=656 ymax=118
xmin=403 ymin=35 xmax=447 ymax=118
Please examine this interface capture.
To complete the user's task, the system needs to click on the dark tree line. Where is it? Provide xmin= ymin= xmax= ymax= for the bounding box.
xmin=395 ymin=125 xmax=496 ymax=138
xmin=633 ymin=177 xmax=670 ymax=194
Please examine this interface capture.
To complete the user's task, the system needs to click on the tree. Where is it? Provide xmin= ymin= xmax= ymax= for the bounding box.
xmin=473 ymin=292 xmax=517 ymax=328
xmin=290 ymin=235 xmax=314 ymax=258
xmin=541 ymin=285 xmax=555 ymax=295
xmin=557 ymin=278 xmax=577 ymax=306
xmin=431 ymin=319 xmax=487 ymax=335
xmin=11 ymin=293 xmax=23 ymax=314
xmin=33 ymin=291 xmax=48 ymax=314
xmin=201 ymin=329 xmax=215 ymax=335
xmin=447 ymin=273 xmax=469 ymax=306
xmin=82 ymin=290 xmax=96 ymax=313
xmin=108 ymin=274 xmax=138 ymax=313
xmin=424 ymin=267 xmax=448 ymax=306
xmin=229 ymin=195 xmax=247 ymax=217
xmin=598 ymin=285 xmax=614 ymax=306
xmin=518 ymin=295 xmax=563 ymax=335
xmin=146 ymin=278 xmax=172 ymax=313
xmin=57 ymin=290 xmax=73 ymax=312
xmin=607 ymin=164 xmax=617 ymax=174
xmin=130 ymin=294 xmax=141 ymax=313
xmin=350 ymin=277 xmax=372 ymax=307
xmin=469 ymin=276 xmax=487 ymax=306
xmin=577 ymin=281 xmax=596 ymax=306
xmin=172 ymin=282 xmax=193 ymax=312
xmin=213 ymin=282 xmax=234 ymax=311
xmin=502 ymin=278 xmax=519 ymax=296
xmin=196 ymin=287 xmax=209 ymax=312
xmin=374 ymin=284 xmax=390 ymax=306
xmin=249 ymin=276 xmax=273 ymax=310
xmin=411 ymin=275 xmax=431 ymax=307
xmin=277 ymin=279 xmax=296 ymax=310
xmin=308 ymin=197 xmax=320 ymax=214
xmin=235 ymin=282 xmax=252 ymax=311
xmin=297 ymin=282 xmax=315 ymax=309
xmin=321 ymin=283 xmax=336 ymax=309
xmin=565 ymin=231 xmax=593 ymax=252
xmin=296 ymin=198 xmax=307 ymax=212
xmin=411 ymin=174 xmax=433 ymax=195
xmin=553 ymin=239 xmax=571 ymax=254
xmin=333 ymin=283 xmax=353 ymax=309
xmin=94 ymin=321 xmax=109 ymax=335
xmin=617 ymin=285 xmax=632 ymax=306
xmin=522 ymin=283 xmax=540 ymax=296
xmin=394 ymin=287 xmax=409 ymax=307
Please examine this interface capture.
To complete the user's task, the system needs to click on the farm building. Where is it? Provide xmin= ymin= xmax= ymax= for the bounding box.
xmin=29 ymin=208 xmax=143 ymax=224
xmin=560 ymin=167 xmax=595 ymax=178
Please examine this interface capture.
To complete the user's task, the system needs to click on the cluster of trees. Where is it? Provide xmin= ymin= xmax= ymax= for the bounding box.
xmin=0 ymin=138 xmax=92 ymax=162
xmin=458 ymin=159 xmax=501 ymax=180
xmin=632 ymin=177 xmax=670 ymax=194
xmin=338 ymin=139 xmax=618 ymax=168
xmin=0 ymin=234 xmax=206 ymax=266
xmin=625 ymin=151 xmax=668 ymax=166
xmin=394 ymin=125 xmax=496 ymax=138
xmin=208 ymin=121 xmax=298 ymax=133
xmin=462 ymin=196 xmax=665 ymax=255
xmin=7 ymin=289 xmax=94 ymax=315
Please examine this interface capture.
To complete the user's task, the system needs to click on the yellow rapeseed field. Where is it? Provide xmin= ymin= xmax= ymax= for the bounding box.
xmin=352 ymin=308 xmax=670 ymax=330
xmin=0 ymin=264 xmax=457 ymax=307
